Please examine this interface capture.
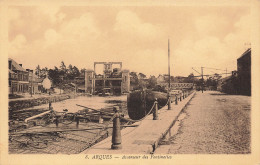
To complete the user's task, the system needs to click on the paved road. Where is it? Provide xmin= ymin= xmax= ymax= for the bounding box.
xmin=155 ymin=91 xmax=251 ymax=154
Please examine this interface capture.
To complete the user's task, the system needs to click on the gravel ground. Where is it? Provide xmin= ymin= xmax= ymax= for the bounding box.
xmin=156 ymin=91 xmax=251 ymax=154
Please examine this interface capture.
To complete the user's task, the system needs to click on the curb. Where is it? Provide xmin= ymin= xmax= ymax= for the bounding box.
xmin=150 ymin=91 xmax=196 ymax=154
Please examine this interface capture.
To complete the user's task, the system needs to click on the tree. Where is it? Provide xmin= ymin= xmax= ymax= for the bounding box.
xmin=147 ymin=75 xmax=157 ymax=89
xmin=59 ymin=61 xmax=67 ymax=79
xmin=80 ymin=68 xmax=87 ymax=76
xmin=73 ymin=66 xmax=80 ymax=77
xmin=185 ymin=73 xmax=196 ymax=83
xmin=130 ymin=72 xmax=138 ymax=85
xmin=35 ymin=65 xmax=41 ymax=78
xmin=138 ymin=73 xmax=146 ymax=79
xmin=41 ymin=67 xmax=48 ymax=78
xmin=48 ymin=67 xmax=60 ymax=86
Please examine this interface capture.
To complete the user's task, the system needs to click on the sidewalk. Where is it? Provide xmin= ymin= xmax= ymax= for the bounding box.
xmin=82 ymin=91 xmax=196 ymax=154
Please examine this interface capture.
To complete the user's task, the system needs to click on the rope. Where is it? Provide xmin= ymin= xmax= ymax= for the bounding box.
xmin=157 ymin=97 xmax=170 ymax=107
xmin=120 ymin=102 xmax=156 ymax=122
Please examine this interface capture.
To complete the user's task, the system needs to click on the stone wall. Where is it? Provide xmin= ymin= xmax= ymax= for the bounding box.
xmin=9 ymin=94 xmax=75 ymax=112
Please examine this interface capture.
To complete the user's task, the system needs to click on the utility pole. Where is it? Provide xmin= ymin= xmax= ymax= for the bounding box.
xmin=201 ymin=67 xmax=204 ymax=93
xmin=168 ymin=38 xmax=171 ymax=110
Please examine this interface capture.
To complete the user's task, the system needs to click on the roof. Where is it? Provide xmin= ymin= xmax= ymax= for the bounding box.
xmin=8 ymin=58 xmax=27 ymax=72
xmin=238 ymin=48 xmax=251 ymax=60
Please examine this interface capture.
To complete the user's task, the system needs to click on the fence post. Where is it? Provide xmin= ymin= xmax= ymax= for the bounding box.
xmin=153 ymin=98 xmax=159 ymax=120
xmin=49 ymin=102 xmax=52 ymax=110
xmin=99 ymin=112 xmax=104 ymax=124
xmin=111 ymin=106 xmax=122 ymax=149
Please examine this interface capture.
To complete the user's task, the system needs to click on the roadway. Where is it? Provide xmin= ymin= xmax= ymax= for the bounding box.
xmin=155 ymin=91 xmax=251 ymax=154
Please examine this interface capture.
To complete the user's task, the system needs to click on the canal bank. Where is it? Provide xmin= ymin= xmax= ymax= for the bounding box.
xmin=82 ymin=91 xmax=196 ymax=154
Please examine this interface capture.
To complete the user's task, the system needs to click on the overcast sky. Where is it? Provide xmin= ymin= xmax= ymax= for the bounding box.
xmin=8 ymin=5 xmax=251 ymax=77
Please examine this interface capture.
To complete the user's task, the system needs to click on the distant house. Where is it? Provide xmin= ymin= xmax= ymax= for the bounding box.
xmin=28 ymin=69 xmax=44 ymax=94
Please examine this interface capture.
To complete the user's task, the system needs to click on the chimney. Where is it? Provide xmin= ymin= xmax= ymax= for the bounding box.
xmin=19 ymin=64 xmax=22 ymax=67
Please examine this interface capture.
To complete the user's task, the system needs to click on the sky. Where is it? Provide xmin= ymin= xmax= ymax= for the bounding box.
xmin=8 ymin=5 xmax=251 ymax=77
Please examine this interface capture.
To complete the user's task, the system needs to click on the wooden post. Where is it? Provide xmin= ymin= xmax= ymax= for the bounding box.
xmin=76 ymin=116 xmax=79 ymax=128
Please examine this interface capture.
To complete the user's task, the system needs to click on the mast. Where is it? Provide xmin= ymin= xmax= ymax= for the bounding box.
xmin=168 ymin=39 xmax=170 ymax=91
xmin=168 ymin=38 xmax=171 ymax=110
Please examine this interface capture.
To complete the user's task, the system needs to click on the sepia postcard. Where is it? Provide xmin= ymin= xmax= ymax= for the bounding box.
xmin=0 ymin=0 xmax=260 ymax=164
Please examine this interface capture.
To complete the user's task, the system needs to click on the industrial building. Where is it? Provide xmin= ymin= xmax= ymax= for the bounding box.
xmin=85 ymin=62 xmax=130 ymax=95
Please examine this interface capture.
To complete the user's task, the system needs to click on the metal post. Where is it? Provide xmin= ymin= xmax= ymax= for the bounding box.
xmin=111 ymin=106 xmax=122 ymax=149
xmin=153 ymin=98 xmax=158 ymax=120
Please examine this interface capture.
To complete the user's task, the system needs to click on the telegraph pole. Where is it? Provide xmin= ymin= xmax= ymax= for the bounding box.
xmin=168 ymin=38 xmax=171 ymax=110
xmin=201 ymin=67 xmax=204 ymax=93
